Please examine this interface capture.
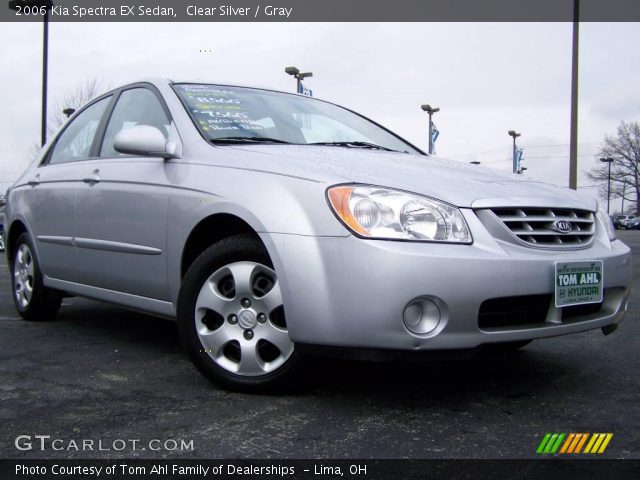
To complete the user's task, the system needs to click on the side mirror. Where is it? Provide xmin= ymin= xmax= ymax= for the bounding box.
xmin=113 ymin=125 xmax=179 ymax=159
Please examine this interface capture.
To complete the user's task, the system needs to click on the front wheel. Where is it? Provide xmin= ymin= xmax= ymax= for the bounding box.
xmin=11 ymin=233 xmax=62 ymax=321
xmin=178 ymin=234 xmax=300 ymax=392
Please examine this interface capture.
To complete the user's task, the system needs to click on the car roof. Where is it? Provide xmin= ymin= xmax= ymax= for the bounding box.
xmin=141 ymin=77 xmax=316 ymax=100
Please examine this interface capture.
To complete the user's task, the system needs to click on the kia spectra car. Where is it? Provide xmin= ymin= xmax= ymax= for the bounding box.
xmin=4 ymin=79 xmax=631 ymax=391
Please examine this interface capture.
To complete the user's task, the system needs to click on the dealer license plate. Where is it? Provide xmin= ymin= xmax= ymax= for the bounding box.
xmin=555 ymin=260 xmax=603 ymax=308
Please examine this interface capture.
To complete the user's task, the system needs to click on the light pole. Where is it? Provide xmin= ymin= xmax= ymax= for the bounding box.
xmin=421 ymin=104 xmax=439 ymax=155
xmin=508 ymin=130 xmax=521 ymax=174
xmin=9 ymin=0 xmax=54 ymax=147
xmin=600 ymin=157 xmax=614 ymax=214
xmin=285 ymin=66 xmax=313 ymax=94
xmin=569 ymin=0 xmax=580 ymax=190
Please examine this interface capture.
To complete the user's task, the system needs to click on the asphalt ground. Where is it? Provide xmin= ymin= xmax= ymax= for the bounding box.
xmin=0 ymin=231 xmax=638 ymax=459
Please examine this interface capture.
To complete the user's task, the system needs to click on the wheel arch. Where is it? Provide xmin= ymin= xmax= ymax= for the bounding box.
xmin=180 ymin=213 xmax=270 ymax=279
xmin=6 ymin=219 xmax=29 ymax=263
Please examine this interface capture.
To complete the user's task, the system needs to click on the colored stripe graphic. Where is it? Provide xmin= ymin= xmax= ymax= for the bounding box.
xmin=537 ymin=433 xmax=565 ymax=454
xmin=584 ymin=434 xmax=599 ymax=453
xmin=560 ymin=433 xmax=575 ymax=453
xmin=584 ymin=433 xmax=613 ymax=454
xmin=538 ymin=433 xmax=612 ymax=454
xmin=597 ymin=434 xmax=613 ymax=453
xmin=573 ymin=433 xmax=589 ymax=453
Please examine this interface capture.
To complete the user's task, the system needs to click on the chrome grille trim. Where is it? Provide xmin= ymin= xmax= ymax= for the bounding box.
xmin=488 ymin=207 xmax=595 ymax=248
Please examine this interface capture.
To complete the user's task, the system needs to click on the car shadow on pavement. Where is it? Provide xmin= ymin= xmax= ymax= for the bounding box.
xmin=49 ymin=299 xmax=580 ymax=402
xmin=304 ymin=350 xmax=572 ymax=399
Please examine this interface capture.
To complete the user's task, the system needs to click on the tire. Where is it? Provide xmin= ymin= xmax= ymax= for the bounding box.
xmin=178 ymin=234 xmax=300 ymax=392
xmin=10 ymin=233 xmax=62 ymax=321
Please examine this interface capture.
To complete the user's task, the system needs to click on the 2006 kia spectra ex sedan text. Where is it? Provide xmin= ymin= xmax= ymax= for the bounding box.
xmin=4 ymin=79 xmax=631 ymax=391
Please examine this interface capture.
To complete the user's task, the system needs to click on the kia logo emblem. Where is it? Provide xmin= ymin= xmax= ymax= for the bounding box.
xmin=553 ymin=220 xmax=572 ymax=234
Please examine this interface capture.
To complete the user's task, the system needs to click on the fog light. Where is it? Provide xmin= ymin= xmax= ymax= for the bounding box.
xmin=403 ymin=299 xmax=441 ymax=334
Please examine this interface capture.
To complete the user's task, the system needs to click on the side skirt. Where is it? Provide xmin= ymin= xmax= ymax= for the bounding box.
xmin=43 ymin=276 xmax=176 ymax=320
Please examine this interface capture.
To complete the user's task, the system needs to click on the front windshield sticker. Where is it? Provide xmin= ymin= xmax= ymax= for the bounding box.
xmin=176 ymin=85 xmax=265 ymax=133
xmin=172 ymin=83 xmax=420 ymax=153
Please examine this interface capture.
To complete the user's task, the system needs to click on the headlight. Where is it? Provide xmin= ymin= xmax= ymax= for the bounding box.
xmin=598 ymin=204 xmax=616 ymax=241
xmin=327 ymin=185 xmax=472 ymax=243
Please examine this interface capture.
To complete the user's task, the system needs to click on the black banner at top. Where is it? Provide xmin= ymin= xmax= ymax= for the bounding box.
xmin=1 ymin=0 xmax=640 ymax=22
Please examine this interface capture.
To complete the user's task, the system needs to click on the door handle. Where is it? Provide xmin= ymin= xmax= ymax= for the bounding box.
xmin=82 ymin=170 xmax=101 ymax=184
xmin=27 ymin=174 xmax=40 ymax=186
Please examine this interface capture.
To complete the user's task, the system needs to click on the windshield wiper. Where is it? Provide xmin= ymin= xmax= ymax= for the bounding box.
xmin=211 ymin=136 xmax=293 ymax=145
xmin=308 ymin=141 xmax=398 ymax=152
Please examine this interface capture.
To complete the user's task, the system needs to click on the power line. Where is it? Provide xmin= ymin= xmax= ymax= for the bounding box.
xmin=446 ymin=147 xmax=508 ymax=158
xmin=447 ymin=142 xmax=599 ymax=159
xmin=524 ymin=154 xmax=597 ymax=159
xmin=521 ymin=142 xmax=598 ymax=148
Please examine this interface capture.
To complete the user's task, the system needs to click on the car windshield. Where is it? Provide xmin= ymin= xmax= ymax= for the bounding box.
xmin=172 ymin=84 xmax=422 ymax=154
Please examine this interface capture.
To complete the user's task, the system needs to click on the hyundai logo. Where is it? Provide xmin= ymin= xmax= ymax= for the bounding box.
xmin=553 ymin=220 xmax=572 ymax=234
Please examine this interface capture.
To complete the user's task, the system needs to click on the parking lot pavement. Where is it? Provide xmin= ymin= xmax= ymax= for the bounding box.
xmin=0 ymin=231 xmax=638 ymax=459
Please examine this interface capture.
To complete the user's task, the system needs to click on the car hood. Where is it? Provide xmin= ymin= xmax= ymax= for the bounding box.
xmin=214 ymin=144 xmax=598 ymax=210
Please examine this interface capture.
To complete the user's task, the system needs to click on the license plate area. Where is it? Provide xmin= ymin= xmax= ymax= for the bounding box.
xmin=555 ymin=260 xmax=603 ymax=308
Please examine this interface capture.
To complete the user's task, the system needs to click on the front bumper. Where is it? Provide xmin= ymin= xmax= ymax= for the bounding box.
xmin=265 ymin=212 xmax=631 ymax=351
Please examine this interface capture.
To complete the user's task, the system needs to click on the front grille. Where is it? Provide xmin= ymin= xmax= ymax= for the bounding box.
xmin=478 ymin=294 xmax=604 ymax=331
xmin=478 ymin=294 xmax=551 ymax=329
xmin=489 ymin=207 xmax=595 ymax=247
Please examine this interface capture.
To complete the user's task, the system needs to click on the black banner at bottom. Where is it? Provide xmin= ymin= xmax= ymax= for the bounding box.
xmin=2 ymin=459 xmax=639 ymax=479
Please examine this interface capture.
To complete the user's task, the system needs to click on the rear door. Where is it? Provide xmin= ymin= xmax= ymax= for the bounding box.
xmin=73 ymin=85 xmax=174 ymax=300
xmin=24 ymin=95 xmax=112 ymax=281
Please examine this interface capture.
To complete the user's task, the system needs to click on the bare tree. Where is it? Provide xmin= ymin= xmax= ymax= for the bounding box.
xmin=586 ymin=121 xmax=640 ymax=216
xmin=30 ymin=78 xmax=107 ymax=159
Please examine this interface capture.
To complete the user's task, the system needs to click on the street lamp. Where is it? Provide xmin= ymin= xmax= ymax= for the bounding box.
xmin=508 ymin=130 xmax=521 ymax=174
xmin=9 ymin=0 xmax=54 ymax=147
xmin=469 ymin=161 xmax=481 ymax=165
xmin=600 ymin=157 xmax=614 ymax=214
xmin=421 ymin=104 xmax=439 ymax=155
xmin=285 ymin=66 xmax=313 ymax=94
xmin=63 ymin=108 xmax=75 ymax=118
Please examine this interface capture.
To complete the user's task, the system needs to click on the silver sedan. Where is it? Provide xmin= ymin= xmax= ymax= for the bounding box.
xmin=4 ymin=79 xmax=631 ymax=391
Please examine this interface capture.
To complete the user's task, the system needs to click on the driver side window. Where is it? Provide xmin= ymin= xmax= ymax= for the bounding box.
xmin=100 ymin=88 xmax=171 ymax=157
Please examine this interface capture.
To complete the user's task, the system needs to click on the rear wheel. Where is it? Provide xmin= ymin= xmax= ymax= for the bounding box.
xmin=11 ymin=233 xmax=61 ymax=321
xmin=178 ymin=234 xmax=299 ymax=392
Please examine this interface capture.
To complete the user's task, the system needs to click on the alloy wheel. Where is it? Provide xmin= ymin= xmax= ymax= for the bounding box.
xmin=14 ymin=243 xmax=35 ymax=309
xmin=194 ymin=261 xmax=293 ymax=377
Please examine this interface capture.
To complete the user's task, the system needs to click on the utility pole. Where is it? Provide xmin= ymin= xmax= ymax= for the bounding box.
xmin=285 ymin=66 xmax=313 ymax=94
xmin=508 ymin=130 xmax=521 ymax=174
xmin=600 ymin=157 xmax=614 ymax=214
xmin=9 ymin=1 xmax=53 ymax=146
xmin=569 ymin=0 xmax=580 ymax=189
xmin=421 ymin=104 xmax=439 ymax=155
xmin=41 ymin=7 xmax=49 ymax=146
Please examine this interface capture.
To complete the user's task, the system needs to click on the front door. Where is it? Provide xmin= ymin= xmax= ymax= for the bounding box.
xmin=73 ymin=86 xmax=174 ymax=300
